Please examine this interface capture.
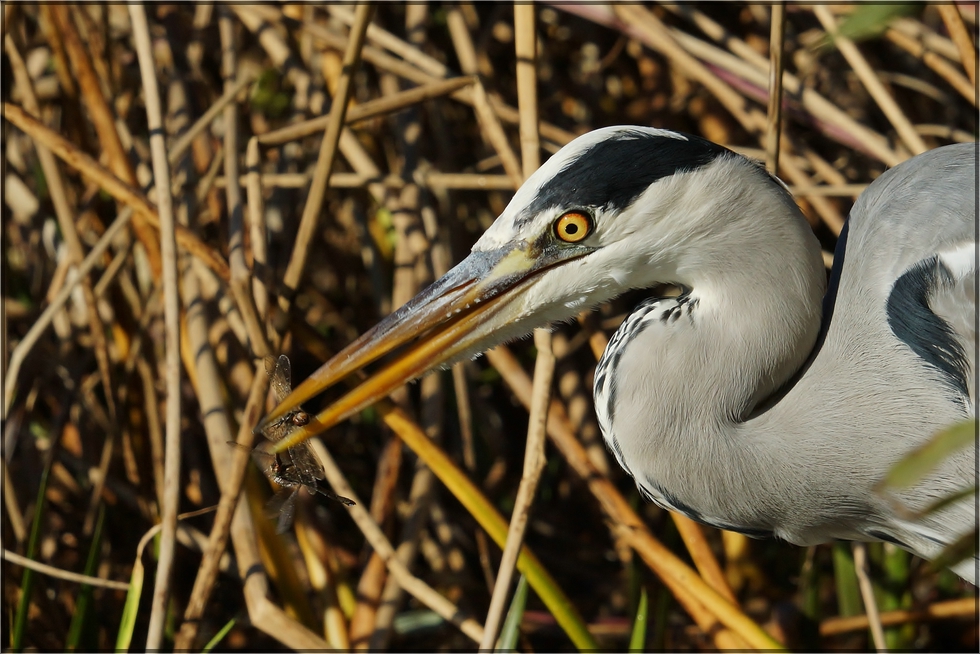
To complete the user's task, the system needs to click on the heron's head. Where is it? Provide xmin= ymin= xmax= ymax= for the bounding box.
xmin=260 ymin=126 xmax=788 ymax=450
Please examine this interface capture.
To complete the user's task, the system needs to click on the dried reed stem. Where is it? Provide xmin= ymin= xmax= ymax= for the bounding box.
xmin=278 ymin=2 xmax=375 ymax=315
xmin=2 ymin=548 xmax=130 ymax=591
xmin=308 ymin=439 xmax=486 ymax=643
xmin=820 ymin=597 xmax=978 ymax=636
xmin=766 ymin=2 xmax=786 ymax=173
xmin=852 ymin=543 xmax=887 ymax=651
xmin=129 ymin=5 xmax=182 ymax=649
xmin=813 ymin=5 xmax=927 ymax=157
xmin=480 ymin=5 xmax=548 ymax=648
xmin=219 ymin=10 xmax=269 ymax=359
xmin=1 ymin=103 xmax=231 ymax=280
xmin=937 ymin=4 xmax=977 ymax=87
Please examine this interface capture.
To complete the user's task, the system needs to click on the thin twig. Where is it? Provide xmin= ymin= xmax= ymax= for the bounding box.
xmin=260 ymin=4 xmax=577 ymax=145
xmin=1 ymin=460 xmax=26 ymax=542
xmin=612 ymin=4 xmax=761 ymax=132
xmin=277 ymin=2 xmax=374 ymax=316
xmin=373 ymin=21 xmax=454 ymax=638
xmin=308 ymin=439 xmax=486 ymax=643
xmin=671 ymin=515 xmax=739 ymax=606
xmin=820 ymin=597 xmax=978 ymax=636
xmin=766 ymin=2 xmax=786 ymax=173
xmin=173 ymin=368 xmax=268 ymax=650
xmin=130 ymin=6 xmax=181 ymax=649
xmin=884 ymin=28 xmax=975 ymax=106
xmin=2 ymin=548 xmax=130 ymax=591
xmin=219 ymin=10 xmax=269 ymax=359
xmin=480 ymin=5 xmax=547 ymax=648
xmin=1 ymin=103 xmax=231 ymax=281
xmin=937 ymin=4 xmax=977 ymax=87
xmin=256 ymin=75 xmax=476 ymax=146
xmin=229 ymin=4 xmax=310 ymax=102
xmin=445 ymin=6 xmax=523 ymax=188
xmin=3 ymin=209 xmax=133 ymax=418
xmin=5 ymin=33 xmax=119 ymax=437
xmin=245 ymin=137 xmax=270 ymax=326
xmin=216 ymin=171 xmax=516 ymax=190
xmin=48 ymin=4 xmax=162 ymax=276
xmin=610 ymin=3 xmax=904 ymax=166
xmin=891 ymin=15 xmax=964 ymax=59
xmin=327 ymin=4 xmax=448 ymax=77
xmin=184 ymin=321 xmax=329 ymax=647
xmin=852 ymin=543 xmax=887 ymax=652
xmin=813 ymin=5 xmax=927 ymax=157
xmin=168 ymin=74 xmax=254 ymax=165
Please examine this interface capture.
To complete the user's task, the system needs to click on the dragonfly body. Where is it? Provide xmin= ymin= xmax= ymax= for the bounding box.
xmin=253 ymin=356 xmax=352 ymax=533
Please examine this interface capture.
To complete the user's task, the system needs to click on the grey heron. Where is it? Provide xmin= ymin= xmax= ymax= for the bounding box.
xmin=261 ymin=126 xmax=977 ymax=583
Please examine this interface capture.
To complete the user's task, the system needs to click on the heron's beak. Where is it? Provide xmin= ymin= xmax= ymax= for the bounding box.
xmin=260 ymin=239 xmax=586 ymax=453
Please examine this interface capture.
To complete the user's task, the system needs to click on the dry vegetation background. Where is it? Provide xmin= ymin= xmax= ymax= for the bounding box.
xmin=1 ymin=2 xmax=978 ymax=652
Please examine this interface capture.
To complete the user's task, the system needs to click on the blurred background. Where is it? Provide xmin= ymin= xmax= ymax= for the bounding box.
xmin=2 ymin=3 xmax=977 ymax=651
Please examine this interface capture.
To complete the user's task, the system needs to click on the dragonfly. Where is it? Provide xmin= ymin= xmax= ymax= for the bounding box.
xmin=248 ymin=355 xmax=353 ymax=534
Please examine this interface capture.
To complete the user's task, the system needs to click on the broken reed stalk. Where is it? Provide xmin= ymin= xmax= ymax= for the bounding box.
xmin=278 ymin=2 xmax=375 ymax=316
xmin=0 ymin=103 xmax=231 ymax=281
xmin=219 ymin=9 xmax=269 ymax=359
xmin=812 ymin=5 xmax=927 ymax=157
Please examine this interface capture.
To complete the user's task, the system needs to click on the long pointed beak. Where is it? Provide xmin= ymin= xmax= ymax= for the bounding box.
xmin=260 ymin=239 xmax=588 ymax=454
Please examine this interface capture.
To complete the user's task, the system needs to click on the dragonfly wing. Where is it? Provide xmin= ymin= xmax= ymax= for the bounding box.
xmin=287 ymin=442 xmax=326 ymax=487
xmin=266 ymin=487 xmax=298 ymax=534
xmin=268 ymin=355 xmax=292 ymax=403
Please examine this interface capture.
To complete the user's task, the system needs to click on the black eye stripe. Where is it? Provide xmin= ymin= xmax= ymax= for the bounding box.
xmin=517 ymin=129 xmax=728 ymax=226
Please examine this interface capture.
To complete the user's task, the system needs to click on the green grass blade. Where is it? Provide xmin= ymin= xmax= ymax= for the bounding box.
xmin=836 ymin=4 xmax=922 ymax=40
xmin=832 ymin=544 xmax=862 ymax=618
xmin=66 ymin=503 xmax=106 ymax=651
xmin=115 ymin=554 xmax=147 ymax=651
xmin=911 ymin=484 xmax=978 ymax=519
xmin=496 ymin=574 xmax=529 ymax=652
xmin=878 ymin=420 xmax=976 ymax=491
xmin=650 ymin=582 xmax=671 ymax=651
xmin=817 ymin=3 xmax=923 ymax=50
xmin=380 ymin=407 xmax=598 ymax=650
xmin=201 ymin=618 xmax=236 ymax=653
xmin=628 ymin=586 xmax=649 ymax=652
xmin=12 ymin=456 xmax=52 ymax=652
xmin=875 ymin=544 xmax=914 ymax=650
xmin=929 ymin=529 xmax=979 ymax=572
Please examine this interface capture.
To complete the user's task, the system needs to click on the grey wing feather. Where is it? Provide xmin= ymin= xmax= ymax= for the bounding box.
xmin=845 ymin=143 xmax=976 ymax=409
xmin=800 ymin=144 xmax=977 ymax=577
xmin=845 ymin=143 xmax=976 ymax=282
xmin=932 ymin=244 xmax=977 ymax=409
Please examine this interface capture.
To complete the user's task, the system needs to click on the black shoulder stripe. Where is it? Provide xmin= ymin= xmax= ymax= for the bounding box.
xmin=522 ymin=130 xmax=728 ymax=217
xmin=639 ymin=477 xmax=773 ymax=539
xmin=886 ymin=256 xmax=971 ymax=399
xmin=818 ymin=221 xmax=848 ymax=352
xmin=866 ymin=529 xmax=911 ymax=550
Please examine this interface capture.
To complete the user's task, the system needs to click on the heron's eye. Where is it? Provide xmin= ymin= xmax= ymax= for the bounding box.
xmin=554 ymin=211 xmax=592 ymax=243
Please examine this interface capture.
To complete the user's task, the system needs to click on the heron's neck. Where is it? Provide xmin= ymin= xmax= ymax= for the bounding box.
xmin=596 ymin=169 xmax=826 ymax=529
xmin=654 ymin=159 xmax=828 ymax=416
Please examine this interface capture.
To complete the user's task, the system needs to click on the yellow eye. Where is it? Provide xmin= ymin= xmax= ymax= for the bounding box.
xmin=554 ymin=211 xmax=592 ymax=243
